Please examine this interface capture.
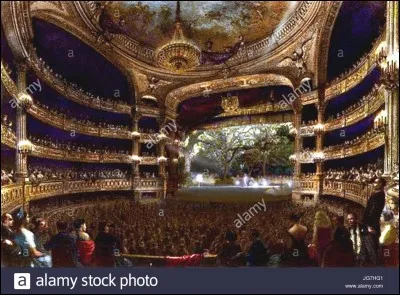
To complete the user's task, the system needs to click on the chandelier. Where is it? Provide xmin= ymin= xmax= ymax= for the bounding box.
xmin=156 ymin=1 xmax=201 ymax=73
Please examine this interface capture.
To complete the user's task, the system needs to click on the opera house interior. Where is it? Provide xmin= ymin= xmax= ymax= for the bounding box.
xmin=1 ymin=1 xmax=399 ymax=268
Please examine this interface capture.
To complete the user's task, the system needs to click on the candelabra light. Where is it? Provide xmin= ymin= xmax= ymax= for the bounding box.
xmin=289 ymin=154 xmax=297 ymax=163
xmin=313 ymin=123 xmax=325 ymax=134
xmin=131 ymin=131 xmax=141 ymax=139
xmin=18 ymin=140 xmax=34 ymax=154
xmin=17 ymin=93 xmax=33 ymax=110
xmin=378 ymin=47 xmax=399 ymax=89
xmin=157 ymin=156 xmax=168 ymax=163
xmin=289 ymin=128 xmax=298 ymax=136
xmin=374 ymin=110 xmax=388 ymax=128
xmin=131 ymin=155 xmax=142 ymax=163
xmin=313 ymin=152 xmax=325 ymax=163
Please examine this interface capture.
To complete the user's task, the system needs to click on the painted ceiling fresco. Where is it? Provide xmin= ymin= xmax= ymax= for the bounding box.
xmin=104 ymin=1 xmax=299 ymax=51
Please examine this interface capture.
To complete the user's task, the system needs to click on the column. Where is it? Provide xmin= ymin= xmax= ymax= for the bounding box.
xmin=131 ymin=115 xmax=140 ymax=190
xmin=383 ymin=1 xmax=399 ymax=177
xmin=15 ymin=63 xmax=29 ymax=182
xmin=314 ymin=101 xmax=326 ymax=203
xmin=293 ymin=110 xmax=303 ymax=179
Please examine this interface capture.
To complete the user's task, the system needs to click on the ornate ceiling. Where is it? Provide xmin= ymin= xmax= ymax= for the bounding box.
xmin=95 ymin=1 xmax=299 ymax=52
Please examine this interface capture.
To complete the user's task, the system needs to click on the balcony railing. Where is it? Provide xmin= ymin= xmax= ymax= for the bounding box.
xmin=293 ymin=179 xmax=317 ymax=193
xmin=1 ymin=179 xmax=132 ymax=214
xmin=28 ymin=104 xmax=131 ymax=139
xmin=1 ymin=125 xmax=16 ymax=148
xmin=33 ymin=144 xmax=132 ymax=163
xmin=323 ymin=180 xmax=374 ymax=207
xmin=138 ymin=178 xmax=163 ymax=190
xmin=292 ymin=179 xmax=374 ymax=207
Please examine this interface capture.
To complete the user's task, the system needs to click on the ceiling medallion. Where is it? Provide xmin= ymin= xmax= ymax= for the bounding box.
xmin=156 ymin=1 xmax=201 ymax=73
xmin=221 ymin=95 xmax=240 ymax=113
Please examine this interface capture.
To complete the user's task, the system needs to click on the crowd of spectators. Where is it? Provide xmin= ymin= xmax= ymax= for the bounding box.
xmin=325 ymin=160 xmax=384 ymax=184
xmin=1 ymin=169 xmax=15 ymax=185
xmin=326 ymin=84 xmax=380 ymax=122
xmin=34 ymin=101 xmax=130 ymax=131
xmin=27 ymin=165 xmax=130 ymax=184
xmin=27 ymin=134 xmax=130 ymax=155
xmin=138 ymin=128 xmax=157 ymax=134
xmin=2 ymin=190 xmax=396 ymax=268
xmin=141 ymin=152 xmax=156 ymax=157
xmin=2 ymin=115 xmax=15 ymax=132
xmin=324 ymin=126 xmax=386 ymax=152
xmin=141 ymin=172 xmax=157 ymax=179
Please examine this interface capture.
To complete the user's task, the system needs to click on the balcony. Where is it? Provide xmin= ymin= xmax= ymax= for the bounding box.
xmin=299 ymin=34 xmax=384 ymax=106
xmin=1 ymin=124 xmax=16 ymax=149
xmin=325 ymin=34 xmax=384 ymax=101
xmin=324 ymin=130 xmax=385 ymax=160
xmin=32 ymin=144 xmax=132 ymax=163
xmin=28 ymin=104 xmax=131 ymax=139
xmin=1 ymin=179 xmax=132 ymax=214
xmin=26 ymin=49 xmax=131 ymax=114
xmin=293 ymin=179 xmax=317 ymax=193
xmin=325 ymin=85 xmax=385 ymax=131
xmin=136 ymin=178 xmax=164 ymax=191
xmin=323 ymin=179 xmax=374 ymax=207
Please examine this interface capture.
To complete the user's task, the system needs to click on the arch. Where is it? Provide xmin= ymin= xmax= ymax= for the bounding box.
xmin=165 ymin=73 xmax=295 ymax=117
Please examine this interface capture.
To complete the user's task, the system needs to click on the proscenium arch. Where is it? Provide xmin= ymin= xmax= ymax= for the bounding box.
xmin=165 ymin=73 xmax=296 ymax=119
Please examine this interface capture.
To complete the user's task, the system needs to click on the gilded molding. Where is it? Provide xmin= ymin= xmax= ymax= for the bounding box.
xmin=165 ymin=73 xmax=295 ymax=115
xmin=195 ymin=113 xmax=293 ymax=131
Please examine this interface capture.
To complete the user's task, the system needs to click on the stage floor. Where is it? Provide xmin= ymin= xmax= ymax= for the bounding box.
xmin=175 ymin=185 xmax=292 ymax=203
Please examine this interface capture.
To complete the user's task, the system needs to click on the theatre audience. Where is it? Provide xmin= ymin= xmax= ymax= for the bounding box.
xmin=325 ymin=160 xmax=384 ymax=185
xmin=28 ymin=134 xmax=130 ymax=156
xmin=93 ymin=222 xmax=117 ymax=267
xmin=73 ymin=219 xmax=95 ymax=267
xmin=312 ymin=211 xmax=333 ymax=265
xmin=13 ymin=210 xmax=45 ymax=267
xmin=31 ymin=218 xmax=52 ymax=267
xmin=44 ymin=221 xmax=80 ymax=267
xmin=359 ymin=177 xmax=386 ymax=266
xmin=219 ymin=230 xmax=242 ymax=267
xmin=346 ymin=212 xmax=363 ymax=264
xmin=3 ymin=191 xmax=397 ymax=268
xmin=246 ymin=229 xmax=269 ymax=266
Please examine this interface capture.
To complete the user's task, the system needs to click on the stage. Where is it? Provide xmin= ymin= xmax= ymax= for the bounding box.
xmin=175 ymin=185 xmax=292 ymax=203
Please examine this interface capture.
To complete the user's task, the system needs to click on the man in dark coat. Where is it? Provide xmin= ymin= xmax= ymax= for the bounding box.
xmin=247 ymin=229 xmax=269 ymax=266
xmin=359 ymin=177 xmax=386 ymax=266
